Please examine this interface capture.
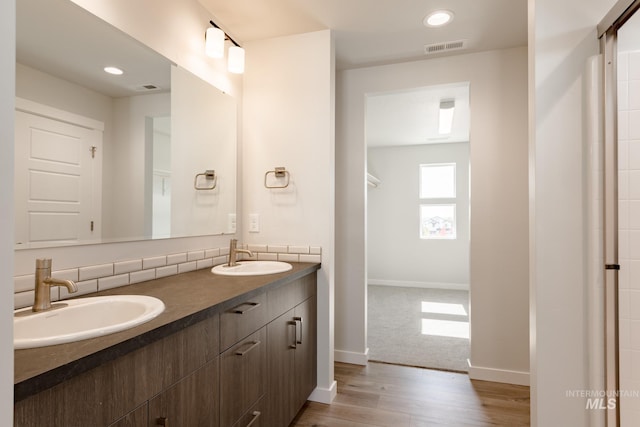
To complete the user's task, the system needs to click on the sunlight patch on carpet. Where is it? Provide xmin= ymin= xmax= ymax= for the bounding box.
xmin=421 ymin=318 xmax=470 ymax=339
xmin=421 ymin=301 xmax=467 ymax=316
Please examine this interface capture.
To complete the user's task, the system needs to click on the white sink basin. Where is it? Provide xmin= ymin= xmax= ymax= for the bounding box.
xmin=211 ymin=260 xmax=292 ymax=276
xmin=14 ymin=295 xmax=165 ymax=349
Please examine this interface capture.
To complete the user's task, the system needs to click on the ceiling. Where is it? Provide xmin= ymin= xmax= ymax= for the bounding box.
xmin=17 ymin=0 xmax=172 ymax=98
xmin=197 ymin=0 xmax=528 ymax=70
xmin=366 ymin=83 xmax=470 ymax=147
xmin=197 ymin=0 xmax=526 ymax=148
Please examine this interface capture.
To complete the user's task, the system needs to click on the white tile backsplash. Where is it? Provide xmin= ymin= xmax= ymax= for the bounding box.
xmin=268 ymin=245 xmax=288 ymax=253
xmin=156 ymin=265 xmax=178 ymax=278
xmin=143 ymin=256 xmax=167 ymax=269
xmin=178 ymin=261 xmax=197 ymax=274
xmin=98 ymin=274 xmax=130 ymax=291
xmin=14 ymin=275 xmax=34 ymax=293
xmin=12 ymin=243 xmax=322 ymax=307
xmin=130 ymin=269 xmax=156 ymax=284
xmin=114 ymin=260 xmax=142 ymax=275
xmin=278 ymin=253 xmax=299 ymax=262
xmin=187 ymin=250 xmax=205 ymax=261
xmin=79 ymin=263 xmax=113 ymax=281
xmin=167 ymin=253 xmax=188 ymax=265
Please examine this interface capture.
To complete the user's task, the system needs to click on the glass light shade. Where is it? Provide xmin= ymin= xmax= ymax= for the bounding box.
xmin=228 ymin=46 xmax=245 ymax=74
xmin=424 ymin=10 xmax=454 ymax=27
xmin=205 ymin=27 xmax=225 ymax=58
xmin=438 ymin=99 xmax=455 ymax=134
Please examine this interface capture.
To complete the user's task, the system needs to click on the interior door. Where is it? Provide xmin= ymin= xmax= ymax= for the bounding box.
xmin=14 ymin=110 xmax=102 ymax=247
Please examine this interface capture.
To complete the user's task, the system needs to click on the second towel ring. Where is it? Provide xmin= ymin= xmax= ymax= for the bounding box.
xmin=194 ymin=170 xmax=217 ymax=190
xmin=264 ymin=167 xmax=290 ymax=189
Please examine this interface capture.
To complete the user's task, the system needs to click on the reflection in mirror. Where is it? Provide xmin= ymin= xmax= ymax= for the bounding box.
xmin=15 ymin=0 xmax=237 ymax=249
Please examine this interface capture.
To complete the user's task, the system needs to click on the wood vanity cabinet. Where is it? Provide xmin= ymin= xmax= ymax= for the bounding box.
xmin=14 ymin=314 xmax=220 ymax=427
xmin=266 ymin=276 xmax=317 ymax=427
xmin=14 ymin=268 xmax=318 ymax=427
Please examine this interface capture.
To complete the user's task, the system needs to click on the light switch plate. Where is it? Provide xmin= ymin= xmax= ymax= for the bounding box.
xmin=227 ymin=213 xmax=236 ymax=233
xmin=248 ymin=213 xmax=260 ymax=233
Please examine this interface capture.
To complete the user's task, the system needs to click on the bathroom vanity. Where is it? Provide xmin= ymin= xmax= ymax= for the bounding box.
xmin=14 ymin=262 xmax=319 ymax=427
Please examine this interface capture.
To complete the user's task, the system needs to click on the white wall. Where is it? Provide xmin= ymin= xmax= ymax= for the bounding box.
xmin=337 ymin=47 xmax=530 ymax=382
xmin=170 ymin=66 xmax=236 ymax=238
xmin=242 ymin=29 xmax=336 ymax=403
xmin=367 ymin=142 xmax=470 ymax=287
xmin=0 ymin=0 xmax=15 ymax=423
xmin=529 ymin=0 xmax=617 ymax=425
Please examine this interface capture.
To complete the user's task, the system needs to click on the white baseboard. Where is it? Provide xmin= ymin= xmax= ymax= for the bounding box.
xmin=334 ymin=348 xmax=369 ymax=365
xmin=308 ymin=380 xmax=337 ymax=404
xmin=368 ymin=279 xmax=469 ymax=291
xmin=467 ymin=360 xmax=530 ymax=386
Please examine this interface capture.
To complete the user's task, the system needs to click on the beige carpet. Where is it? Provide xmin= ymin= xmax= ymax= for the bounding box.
xmin=367 ymin=285 xmax=470 ymax=372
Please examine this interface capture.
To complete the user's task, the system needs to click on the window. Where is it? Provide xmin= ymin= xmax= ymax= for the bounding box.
xmin=419 ymin=163 xmax=456 ymax=239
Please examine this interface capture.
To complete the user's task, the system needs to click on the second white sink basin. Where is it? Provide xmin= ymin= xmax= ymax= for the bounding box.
xmin=211 ymin=260 xmax=292 ymax=276
xmin=14 ymin=295 xmax=165 ymax=349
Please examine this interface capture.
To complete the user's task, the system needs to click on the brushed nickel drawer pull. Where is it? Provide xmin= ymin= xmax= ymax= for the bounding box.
xmin=289 ymin=320 xmax=297 ymax=349
xmin=232 ymin=301 xmax=261 ymax=314
xmin=294 ymin=316 xmax=303 ymax=344
xmin=246 ymin=411 xmax=261 ymax=427
xmin=235 ymin=340 xmax=261 ymax=356
xmin=157 ymin=417 xmax=169 ymax=427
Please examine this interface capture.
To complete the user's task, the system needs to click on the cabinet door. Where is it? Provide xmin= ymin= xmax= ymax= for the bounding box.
xmin=148 ymin=358 xmax=220 ymax=427
xmin=220 ymin=328 xmax=267 ymax=427
xmin=266 ymin=308 xmax=296 ymax=426
xmin=293 ymin=296 xmax=317 ymax=412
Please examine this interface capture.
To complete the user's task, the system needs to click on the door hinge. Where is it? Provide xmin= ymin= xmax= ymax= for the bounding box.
xmin=90 ymin=146 xmax=97 ymax=158
xmin=90 ymin=220 xmax=94 ymax=232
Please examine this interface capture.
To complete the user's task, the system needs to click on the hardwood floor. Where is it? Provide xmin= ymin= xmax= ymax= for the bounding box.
xmin=291 ymin=362 xmax=530 ymax=426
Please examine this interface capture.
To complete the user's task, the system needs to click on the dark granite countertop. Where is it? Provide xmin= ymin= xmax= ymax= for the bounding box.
xmin=14 ymin=262 xmax=320 ymax=402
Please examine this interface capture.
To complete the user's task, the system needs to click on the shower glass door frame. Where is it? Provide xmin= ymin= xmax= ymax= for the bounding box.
xmin=599 ymin=1 xmax=640 ymax=425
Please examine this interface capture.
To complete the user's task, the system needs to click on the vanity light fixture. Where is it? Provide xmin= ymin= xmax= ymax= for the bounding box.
xmin=424 ymin=10 xmax=454 ymax=27
xmin=103 ymin=66 xmax=124 ymax=75
xmin=206 ymin=20 xmax=245 ymax=74
xmin=438 ymin=99 xmax=455 ymax=135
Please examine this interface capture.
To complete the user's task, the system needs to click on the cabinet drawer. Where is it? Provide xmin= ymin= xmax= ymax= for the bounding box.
xmin=220 ymin=292 xmax=267 ymax=351
xmin=267 ymin=274 xmax=316 ymax=321
xmin=231 ymin=396 xmax=265 ymax=427
xmin=220 ymin=328 xmax=267 ymax=427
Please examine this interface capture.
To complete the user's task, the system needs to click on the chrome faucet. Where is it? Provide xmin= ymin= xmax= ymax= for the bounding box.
xmin=33 ymin=258 xmax=78 ymax=312
xmin=228 ymin=239 xmax=254 ymax=267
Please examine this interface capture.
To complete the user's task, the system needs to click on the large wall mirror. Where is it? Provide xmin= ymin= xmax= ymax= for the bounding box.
xmin=15 ymin=0 xmax=237 ymax=249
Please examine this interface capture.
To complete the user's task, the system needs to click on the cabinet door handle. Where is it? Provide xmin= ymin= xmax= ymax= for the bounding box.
xmin=246 ymin=411 xmax=261 ymax=427
xmin=235 ymin=340 xmax=261 ymax=356
xmin=289 ymin=320 xmax=297 ymax=349
xmin=232 ymin=301 xmax=261 ymax=314
xmin=156 ymin=417 xmax=169 ymax=427
xmin=294 ymin=316 xmax=303 ymax=345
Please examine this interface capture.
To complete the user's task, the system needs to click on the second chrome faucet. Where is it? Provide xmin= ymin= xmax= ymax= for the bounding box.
xmin=228 ymin=239 xmax=254 ymax=267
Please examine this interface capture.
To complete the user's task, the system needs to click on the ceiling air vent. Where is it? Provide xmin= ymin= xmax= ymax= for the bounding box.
xmin=424 ymin=39 xmax=467 ymax=55
xmin=135 ymin=84 xmax=161 ymax=92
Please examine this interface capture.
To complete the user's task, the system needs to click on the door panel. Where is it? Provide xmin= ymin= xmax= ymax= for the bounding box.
xmin=14 ymin=110 xmax=102 ymax=246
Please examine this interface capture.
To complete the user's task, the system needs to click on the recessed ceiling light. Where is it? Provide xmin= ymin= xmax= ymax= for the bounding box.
xmin=424 ymin=10 xmax=454 ymax=27
xmin=103 ymin=66 xmax=124 ymax=75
